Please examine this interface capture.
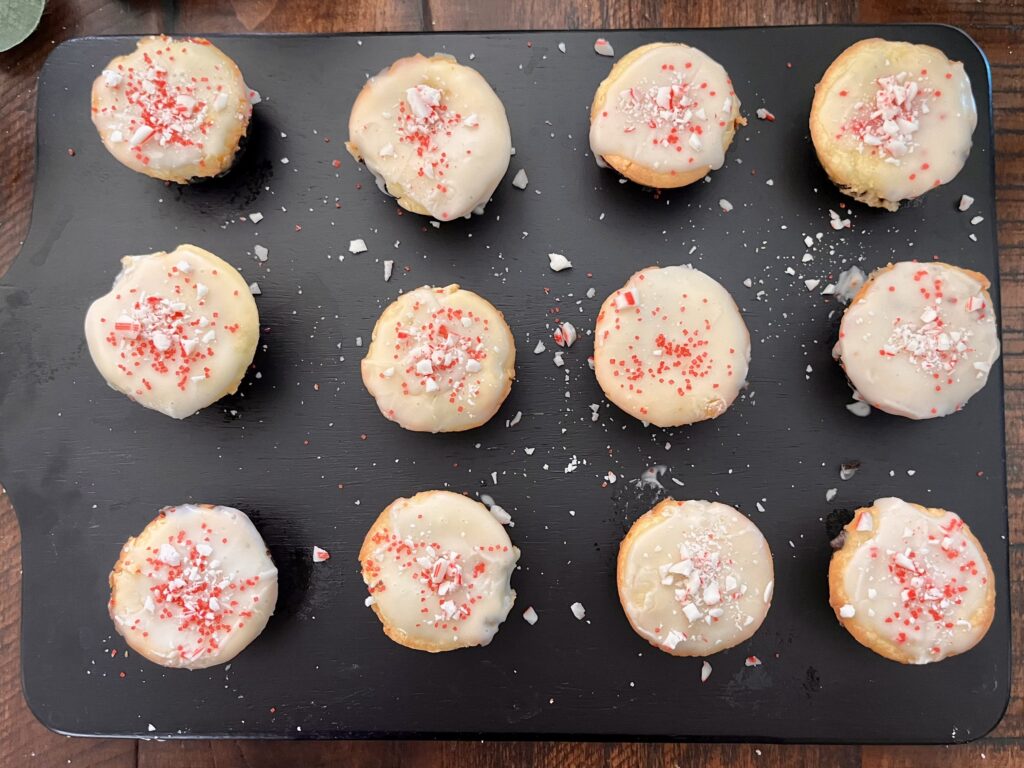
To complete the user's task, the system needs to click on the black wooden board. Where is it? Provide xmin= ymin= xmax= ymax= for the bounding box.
xmin=0 ymin=26 xmax=1008 ymax=743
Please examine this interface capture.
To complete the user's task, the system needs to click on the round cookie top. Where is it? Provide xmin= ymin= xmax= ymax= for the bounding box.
xmin=360 ymin=491 xmax=519 ymax=652
xmin=361 ymin=284 xmax=516 ymax=433
xmin=346 ymin=53 xmax=512 ymax=221
xmin=829 ymin=497 xmax=995 ymax=664
xmin=589 ymin=42 xmax=741 ymax=186
xmin=108 ymin=504 xmax=278 ymax=669
xmin=810 ymin=38 xmax=976 ymax=209
xmin=617 ymin=499 xmax=774 ymax=657
xmin=834 ymin=261 xmax=999 ymax=419
xmin=91 ymin=36 xmax=256 ymax=182
xmin=594 ymin=265 xmax=750 ymax=427
xmin=84 ymin=244 xmax=260 ymax=419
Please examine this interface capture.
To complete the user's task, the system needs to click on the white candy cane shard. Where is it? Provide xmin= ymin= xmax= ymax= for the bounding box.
xmin=548 ymin=252 xmax=572 ymax=272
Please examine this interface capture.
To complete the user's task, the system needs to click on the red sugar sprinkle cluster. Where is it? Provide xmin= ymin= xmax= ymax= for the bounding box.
xmin=872 ymin=515 xmax=984 ymax=656
xmin=394 ymin=84 xmax=465 ymax=219
xmin=94 ymin=40 xmax=246 ymax=167
xmin=390 ymin=297 xmax=489 ymax=411
xmin=363 ymin=527 xmax=509 ymax=633
xmin=600 ymin=283 xmax=731 ymax=402
xmin=101 ymin=266 xmax=218 ymax=392
xmin=119 ymin=520 xmax=261 ymax=662
xmin=609 ymin=60 xmax=734 ymax=163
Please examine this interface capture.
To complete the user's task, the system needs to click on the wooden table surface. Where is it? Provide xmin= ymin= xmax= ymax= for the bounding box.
xmin=1 ymin=1 xmax=1021 ymax=765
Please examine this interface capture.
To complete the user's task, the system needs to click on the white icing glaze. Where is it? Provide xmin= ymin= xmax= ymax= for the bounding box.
xmin=590 ymin=43 xmax=740 ymax=177
xmin=108 ymin=504 xmax=277 ymax=669
xmin=85 ymin=244 xmax=260 ymax=419
xmin=347 ymin=54 xmax=512 ymax=220
xmin=837 ymin=497 xmax=993 ymax=664
xmin=618 ymin=500 xmax=773 ymax=656
xmin=361 ymin=284 xmax=515 ymax=432
xmin=812 ymin=39 xmax=976 ymax=205
xmin=361 ymin=491 xmax=519 ymax=651
xmin=834 ymin=261 xmax=999 ymax=419
xmin=594 ymin=265 xmax=750 ymax=427
xmin=91 ymin=37 xmax=255 ymax=182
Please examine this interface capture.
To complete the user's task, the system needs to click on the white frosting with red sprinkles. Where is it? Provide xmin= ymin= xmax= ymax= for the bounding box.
xmin=360 ymin=491 xmax=519 ymax=651
xmin=834 ymin=261 xmax=999 ymax=419
xmin=833 ymin=498 xmax=994 ymax=664
xmin=618 ymin=499 xmax=774 ymax=657
xmin=85 ymin=244 xmax=259 ymax=419
xmin=108 ymin=504 xmax=277 ymax=670
xmin=361 ymin=284 xmax=515 ymax=432
xmin=590 ymin=42 xmax=740 ymax=177
xmin=91 ymin=36 xmax=255 ymax=182
xmin=346 ymin=53 xmax=512 ymax=221
xmin=811 ymin=39 xmax=976 ymax=207
xmin=594 ymin=265 xmax=750 ymax=427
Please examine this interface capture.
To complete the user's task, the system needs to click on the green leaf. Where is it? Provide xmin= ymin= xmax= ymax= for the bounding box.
xmin=0 ymin=0 xmax=46 ymax=53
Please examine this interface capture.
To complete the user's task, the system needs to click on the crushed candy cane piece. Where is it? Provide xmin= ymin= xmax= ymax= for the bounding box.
xmin=594 ymin=38 xmax=614 ymax=57
xmin=523 ymin=606 xmax=539 ymax=624
xmin=548 ymin=252 xmax=572 ymax=271
xmin=553 ymin=321 xmax=577 ymax=347
xmin=570 ymin=601 xmax=586 ymax=620
xmin=313 ymin=546 xmax=330 ymax=562
xmin=349 ymin=238 xmax=368 ymax=254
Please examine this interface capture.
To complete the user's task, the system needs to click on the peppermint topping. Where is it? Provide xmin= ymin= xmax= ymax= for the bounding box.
xmin=841 ymin=72 xmax=930 ymax=161
xmin=391 ymin=293 xmax=491 ymax=405
xmin=103 ymin=270 xmax=220 ymax=393
xmin=363 ymin=524 xmax=510 ymax=636
xmin=122 ymin=515 xmax=267 ymax=664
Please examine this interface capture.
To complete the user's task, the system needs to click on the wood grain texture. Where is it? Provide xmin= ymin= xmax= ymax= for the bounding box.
xmin=0 ymin=0 xmax=1021 ymax=765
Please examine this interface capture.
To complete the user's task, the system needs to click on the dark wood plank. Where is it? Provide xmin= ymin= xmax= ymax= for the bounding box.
xmin=0 ymin=0 xmax=1021 ymax=766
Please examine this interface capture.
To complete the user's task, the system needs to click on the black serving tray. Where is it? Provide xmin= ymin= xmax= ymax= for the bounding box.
xmin=0 ymin=26 xmax=1008 ymax=743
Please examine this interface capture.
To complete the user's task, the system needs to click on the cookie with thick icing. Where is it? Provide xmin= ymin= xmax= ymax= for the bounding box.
xmin=829 ymin=497 xmax=995 ymax=664
xmin=617 ymin=499 xmax=774 ymax=657
xmin=589 ymin=42 xmax=744 ymax=188
xmin=593 ymin=265 xmax=750 ymax=427
xmin=84 ymin=244 xmax=260 ymax=419
xmin=359 ymin=491 xmax=519 ymax=652
xmin=91 ymin=36 xmax=257 ymax=183
xmin=346 ymin=53 xmax=512 ymax=220
xmin=361 ymin=284 xmax=515 ymax=432
xmin=834 ymin=261 xmax=1000 ymax=419
xmin=108 ymin=503 xmax=278 ymax=669
xmin=810 ymin=38 xmax=976 ymax=210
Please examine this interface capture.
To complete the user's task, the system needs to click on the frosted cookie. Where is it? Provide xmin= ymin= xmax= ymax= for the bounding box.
xmin=108 ymin=504 xmax=278 ymax=669
xmin=810 ymin=39 xmax=977 ymax=210
xmin=594 ymin=265 xmax=750 ymax=427
xmin=829 ymin=497 xmax=995 ymax=664
xmin=346 ymin=53 xmax=512 ymax=221
xmin=85 ymin=244 xmax=260 ymax=419
xmin=360 ymin=491 xmax=519 ymax=652
xmin=589 ymin=42 xmax=744 ymax=188
xmin=91 ymin=36 xmax=257 ymax=183
xmin=833 ymin=261 xmax=999 ymax=419
xmin=617 ymin=499 xmax=774 ymax=656
xmin=361 ymin=284 xmax=516 ymax=432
